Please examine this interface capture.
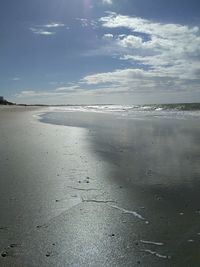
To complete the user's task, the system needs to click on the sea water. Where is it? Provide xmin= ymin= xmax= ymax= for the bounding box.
xmin=47 ymin=103 xmax=200 ymax=120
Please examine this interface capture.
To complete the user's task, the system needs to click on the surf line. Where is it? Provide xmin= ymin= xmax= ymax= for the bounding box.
xmin=108 ymin=204 xmax=149 ymax=224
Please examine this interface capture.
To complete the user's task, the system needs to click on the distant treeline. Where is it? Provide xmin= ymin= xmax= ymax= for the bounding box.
xmin=0 ymin=97 xmax=15 ymax=105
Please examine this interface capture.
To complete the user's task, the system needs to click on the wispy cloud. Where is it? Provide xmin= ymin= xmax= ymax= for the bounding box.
xmin=55 ymin=85 xmax=80 ymax=92
xmin=16 ymin=85 xmax=82 ymax=99
xmin=30 ymin=22 xmax=65 ymax=35
xmin=30 ymin=27 xmax=55 ymax=35
xmin=16 ymin=90 xmax=70 ymax=98
xmin=12 ymin=77 xmax=20 ymax=81
xmin=76 ymin=18 xmax=98 ymax=29
xmin=76 ymin=18 xmax=89 ymax=27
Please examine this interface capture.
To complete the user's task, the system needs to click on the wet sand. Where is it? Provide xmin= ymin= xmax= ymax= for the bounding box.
xmin=1 ymin=107 xmax=200 ymax=266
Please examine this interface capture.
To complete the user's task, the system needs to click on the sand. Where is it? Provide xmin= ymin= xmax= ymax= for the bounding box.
xmin=0 ymin=106 xmax=200 ymax=266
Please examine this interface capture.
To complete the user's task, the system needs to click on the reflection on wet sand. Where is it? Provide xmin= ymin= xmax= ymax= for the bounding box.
xmin=41 ymin=111 xmax=200 ymax=266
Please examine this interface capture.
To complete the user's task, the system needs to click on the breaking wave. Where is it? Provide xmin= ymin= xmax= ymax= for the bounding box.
xmin=48 ymin=103 xmax=200 ymax=119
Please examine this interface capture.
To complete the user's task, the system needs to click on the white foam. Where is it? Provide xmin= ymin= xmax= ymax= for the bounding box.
xmin=140 ymin=240 xmax=164 ymax=246
xmin=43 ymin=105 xmax=200 ymax=120
xmin=48 ymin=105 xmax=135 ymax=114
xmin=108 ymin=204 xmax=148 ymax=223
xmin=143 ymin=249 xmax=171 ymax=259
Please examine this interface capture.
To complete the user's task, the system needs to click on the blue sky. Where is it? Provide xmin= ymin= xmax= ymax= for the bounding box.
xmin=1 ymin=0 xmax=200 ymax=104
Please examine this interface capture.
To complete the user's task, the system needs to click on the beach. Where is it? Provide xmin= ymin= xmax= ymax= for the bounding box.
xmin=0 ymin=106 xmax=200 ymax=266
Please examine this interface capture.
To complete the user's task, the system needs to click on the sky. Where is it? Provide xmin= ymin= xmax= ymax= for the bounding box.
xmin=0 ymin=0 xmax=200 ymax=104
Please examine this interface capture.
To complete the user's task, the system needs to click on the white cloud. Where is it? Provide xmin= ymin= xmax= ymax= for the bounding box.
xmin=83 ymin=68 xmax=150 ymax=85
xmin=95 ymin=13 xmax=200 ymax=93
xmin=30 ymin=27 xmax=55 ymax=35
xmin=102 ymin=0 xmax=113 ymax=4
xmin=82 ymin=69 xmax=197 ymax=95
xmin=102 ymin=33 xmax=114 ymax=40
xmin=118 ymin=35 xmax=143 ymax=48
xmin=100 ymin=13 xmax=199 ymax=37
xmin=83 ymin=68 xmax=164 ymax=92
xmin=43 ymin=22 xmax=65 ymax=28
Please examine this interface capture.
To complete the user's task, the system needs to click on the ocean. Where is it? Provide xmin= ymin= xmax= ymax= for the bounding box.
xmin=45 ymin=103 xmax=200 ymax=120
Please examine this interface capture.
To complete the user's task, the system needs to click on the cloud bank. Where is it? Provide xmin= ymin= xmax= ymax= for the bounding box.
xmin=18 ymin=13 xmax=200 ymax=104
xmin=95 ymin=12 xmax=200 ymax=93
